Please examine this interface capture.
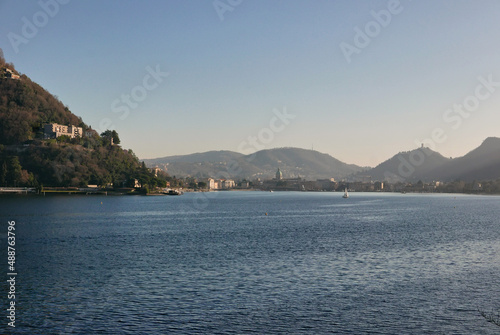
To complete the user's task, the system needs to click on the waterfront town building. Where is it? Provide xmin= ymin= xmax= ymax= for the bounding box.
xmin=205 ymin=178 xmax=235 ymax=190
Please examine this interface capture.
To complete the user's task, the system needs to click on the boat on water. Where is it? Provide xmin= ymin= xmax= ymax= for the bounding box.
xmin=342 ymin=188 xmax=349 ymax=198
xmin=163 ymin=189 xmax=183 ymax=196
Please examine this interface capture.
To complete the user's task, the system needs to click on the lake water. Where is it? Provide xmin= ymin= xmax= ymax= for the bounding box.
xmin=1 ymin=191 xmax=500 ymax=334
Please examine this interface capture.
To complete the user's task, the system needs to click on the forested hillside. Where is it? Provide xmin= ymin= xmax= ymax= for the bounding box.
xmin=0 ymin=50 xmax=166 ymax=189
xmin=0 ymin=53 xmax=84 ymax=144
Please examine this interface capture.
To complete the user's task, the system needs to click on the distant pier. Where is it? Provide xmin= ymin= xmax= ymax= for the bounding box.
xmin=0 ymin=187 xmax=36 ymax=194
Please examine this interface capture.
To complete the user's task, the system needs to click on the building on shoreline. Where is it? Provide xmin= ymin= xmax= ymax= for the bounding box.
xmin=205 ymin=178 xmax=236 ymax=190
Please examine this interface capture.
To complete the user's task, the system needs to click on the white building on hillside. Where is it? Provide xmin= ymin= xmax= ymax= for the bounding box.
xmin=44 ymin=123 xmax=83 ymax=139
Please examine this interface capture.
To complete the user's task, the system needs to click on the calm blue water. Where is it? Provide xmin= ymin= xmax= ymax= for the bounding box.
xmin=1 ymin=192 xmax=500 ymax=334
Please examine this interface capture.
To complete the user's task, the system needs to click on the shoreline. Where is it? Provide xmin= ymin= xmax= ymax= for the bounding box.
xmin=1 ymin=187 xmax=498 ymax=197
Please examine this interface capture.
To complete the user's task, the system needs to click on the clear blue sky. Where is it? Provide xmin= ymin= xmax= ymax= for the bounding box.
xmin=1 ymin=0 xmax=500 ymax=167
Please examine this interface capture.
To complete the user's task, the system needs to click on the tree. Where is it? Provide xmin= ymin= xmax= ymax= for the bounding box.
xmin=27 ymin=172 xmax=38 ymax=188
xmin=56 ymin=135 xmax=71 ymax=143
xmin=100 ymin=129 xmax=120 ymax=145
xmin=6 ymin=156 xmax=22 ymax=186
xmin=100 ymin=130 xmax=112 ymax=143
xmin=0 ymin=161 xmax=7 ymax=186
xmin=111 ymin=130 xmax=120 ymax=145
xmin=0 ymin=48 xmax=5 ymax=67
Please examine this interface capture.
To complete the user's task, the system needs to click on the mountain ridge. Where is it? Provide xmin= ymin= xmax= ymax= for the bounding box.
xmin=144 ymin=150 xmax=244 ymax=164
xmin=429 ymin=137 xmax=500 ymax=182
xmin=144 ymin=137 xmax=500 ymax=182
xmin=143 ymin=147 xmax=366 ymax=180
xmin=353 ymin=147 xmax=451 ymax=183
xmin=355 ymin=137 xmax=500 ymax=183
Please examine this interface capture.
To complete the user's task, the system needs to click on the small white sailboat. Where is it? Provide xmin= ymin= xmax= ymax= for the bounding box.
xmin=342 ymin=188 xmax=349 ymax=198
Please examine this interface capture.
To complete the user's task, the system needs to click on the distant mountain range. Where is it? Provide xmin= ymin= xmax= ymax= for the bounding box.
xmin=431 ymin=137 xmax=500 ymax=182
xmin=354 ymin=147 xmax=452 ymax=183
xmin=144 ymin=137 xmax=500 ymax=182
xmin=143 ymin=147 xmax=366 ymax=180
xmin=359 ymin=137 xmax=500 ymax=183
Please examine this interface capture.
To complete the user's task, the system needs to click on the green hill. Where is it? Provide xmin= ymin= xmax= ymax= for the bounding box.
xmin=143 ymin=147 xmax=365 ymax=180
xmin=354 ymin=147 xmax=451 ymax=183
xmin=0 ymin=50 xmax=165 ymax=189
xmin=0 ymin=57 xmax=83 ymax=144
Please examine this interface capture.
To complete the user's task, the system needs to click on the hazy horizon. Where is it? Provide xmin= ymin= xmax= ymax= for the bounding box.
xmin=2 ymin=0 xmax=500 ymax=166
